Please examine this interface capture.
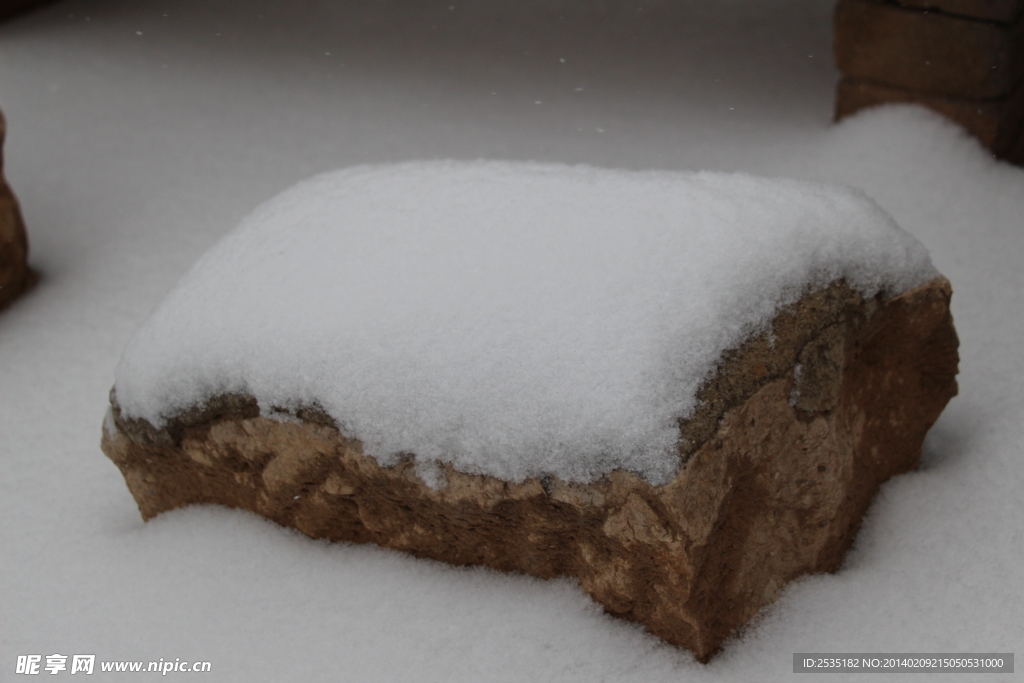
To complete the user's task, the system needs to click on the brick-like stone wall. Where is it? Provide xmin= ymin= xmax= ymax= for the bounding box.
xmin=835 ymin=0 xmax=1024 ymax=163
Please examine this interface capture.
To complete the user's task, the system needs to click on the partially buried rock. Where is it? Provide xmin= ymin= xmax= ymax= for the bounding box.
xmin=0 ymin=109 xmax=33 ymax=311
xmin=101 ymin=162 xmax=958 ymax=661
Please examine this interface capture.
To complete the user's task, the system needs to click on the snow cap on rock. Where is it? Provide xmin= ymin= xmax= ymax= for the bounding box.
xmin=114 ymin=160 xmax=936 ymax=484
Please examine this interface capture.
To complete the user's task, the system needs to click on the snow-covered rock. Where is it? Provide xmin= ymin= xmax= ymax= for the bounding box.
xmin=102 ymin=162 xmax=957 ymax=658
xmin=110 ymin=161 xmax=938 ymax=485
xmin=104 ymin=277 xmax=957 ymax=660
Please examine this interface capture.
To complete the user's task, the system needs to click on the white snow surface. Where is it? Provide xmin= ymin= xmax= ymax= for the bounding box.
xmin=113 ymin=160 xmax=934 ymax=484
xmin=2 ymin=0 xmax=1022 ymax=680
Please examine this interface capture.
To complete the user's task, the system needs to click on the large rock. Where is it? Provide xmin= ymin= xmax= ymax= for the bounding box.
xmin=0 ymin=109 xmax=33 ymax=311
xmin=836 ymin=77 xmax=1024 ymax=164
xmin=102 ymin=277 xmax=958 ymax=661
xmin=833 ymin=0 xmax=1024 ymax=164
xmin=834 ymin=0 xmax=1023 ymax=100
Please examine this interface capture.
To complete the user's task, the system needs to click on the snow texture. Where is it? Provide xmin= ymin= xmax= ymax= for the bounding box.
xmin=2 ymin=0 xmax=1021 ymax=680
xmin=113 ymin=161 xmax=934 ymax=484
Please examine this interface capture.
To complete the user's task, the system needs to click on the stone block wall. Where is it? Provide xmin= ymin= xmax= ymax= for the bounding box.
xmin=835 ymin=0 xmax=1024 ymax=163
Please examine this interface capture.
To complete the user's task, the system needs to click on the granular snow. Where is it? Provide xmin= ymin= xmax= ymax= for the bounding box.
xmin=112 ymin=160 xmax=935 ymax=484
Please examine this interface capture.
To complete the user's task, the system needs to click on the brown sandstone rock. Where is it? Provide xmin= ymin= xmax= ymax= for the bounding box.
xmin=0 ymin=109 xmax=34 ymax=311
xmin=102 ymin=277 xmax=958 ymax=661
xmin=893 ymin=0 xmax=1023 ymax=23
xmin=834 ymin=0 xmax=1023 ymax=99
xmin=836 ymin=77 xmax=1024 ymax=163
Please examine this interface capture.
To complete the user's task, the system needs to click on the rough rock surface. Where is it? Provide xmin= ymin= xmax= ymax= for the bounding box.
xmin=102 ymin=277 xmax=958 ymax=661
xmin=0 ymin=109 xmax=33 ymax=311
xmin=834 ymin=0 xmax=1023 ymax=100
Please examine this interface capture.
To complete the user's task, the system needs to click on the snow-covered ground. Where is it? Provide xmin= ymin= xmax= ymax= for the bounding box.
xmin=1 ymin=0 xmax=1021 ymax=680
